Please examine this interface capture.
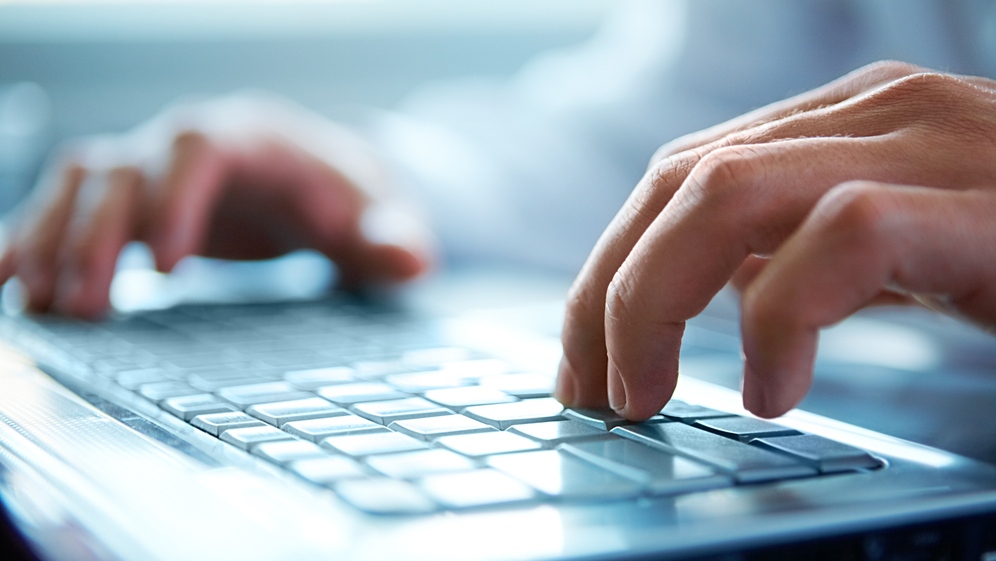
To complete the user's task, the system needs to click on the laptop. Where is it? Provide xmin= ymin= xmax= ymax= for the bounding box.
xmin=0 ymin=257 xmax=994 ymax=561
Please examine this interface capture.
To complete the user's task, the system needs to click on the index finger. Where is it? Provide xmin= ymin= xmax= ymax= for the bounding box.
xmin=604 ymin=138 xmax=900 ymax=419
xmin=555 ymin=75 xmax=919 ymax=410
xmin=555 ymin=63 xmax=929 ymax=409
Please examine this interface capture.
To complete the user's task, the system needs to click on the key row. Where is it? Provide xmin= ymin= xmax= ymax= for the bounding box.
xmin=185 ymin=408 xmax=881 ymax=515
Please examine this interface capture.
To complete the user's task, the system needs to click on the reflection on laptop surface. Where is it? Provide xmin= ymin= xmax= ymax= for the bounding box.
xmin=0 ymin=259 xmax=994 ymax=561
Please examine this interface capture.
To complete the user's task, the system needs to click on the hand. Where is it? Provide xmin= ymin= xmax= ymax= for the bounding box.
xmin=0 ymin=94 xmax=436 ymax=318
xmin=555 ymin=61 xmax=996 ymax=420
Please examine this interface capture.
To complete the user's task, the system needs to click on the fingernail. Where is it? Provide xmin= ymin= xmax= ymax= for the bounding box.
xmin=607 ymin=362 xmax=626 ymax=414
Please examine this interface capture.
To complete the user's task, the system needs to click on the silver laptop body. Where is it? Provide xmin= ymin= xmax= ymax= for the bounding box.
xmin=0 ymin=269 xmax=993 ymax=561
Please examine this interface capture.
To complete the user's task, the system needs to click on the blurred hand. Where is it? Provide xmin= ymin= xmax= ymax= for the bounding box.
xmin=556 ymin=61 xmax=996 ymax=420
xmin=0 ymin=94 xmax=436 ymax=318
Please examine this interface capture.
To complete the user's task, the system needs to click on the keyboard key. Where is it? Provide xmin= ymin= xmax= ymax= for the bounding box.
xmin=463 ymin=398 xmax=565 ymax=430
xmin=561 ymin=438 xmax=731 ymax=495
xmin=488 ymin=450 xmax=643 ymax=501
xmin=138 ymin=381 xmax=202 ymax=402
xmin=562 ymin=409 xmax=666 ymax=431
xmin=384 ymin=370 xmax=473 ymax=393
xmin=437 ymin=431 xmax=542 ymax=458
xmin=335 ymin=478 xmax=437 ymax=515
xmin=216 ymin=381 xmax=313 ymax=407
xmin=161 ymin=394 xmax=237 ymax=420
xmin=317 ymin=382 xmax=409 ymax=406
xmin=220 ymin=425 xmax=296 ymax=450
xmin=660 ymin=401 xmax=737 ymax=422
xmin=186 ymin=369 xmax=264 ymax=390
xmin=163 ymin=351 xmax=240 ymax=369
xmin=401 ymin=347 xmax=474 ymax=367
xmin=478 ymin=373 xmax=555 ymax=398
xmin=246 ymin=397 xmax=346 ymax=427
xmin=693 ymin=416 xmax=800 ymax=442
xmin=389 ymin=415 xmax=496 ymax=441
xmin=752 ymin=434 xmax=883 ymax=473
xmin=256 ymin=349 xmax=329 ymax=369
xmin=613 ymin=423 xmax=816 ymax=483
xmin=366 ymin=449 xmax=477 ymax=479
xmin=116 ymin=368 xmax=173 ymax=389
xmin=422 ymin=386 xmax=517 ymax=409
xmin=351 ymin=398 xmax=450 ymax=425
xmin=284 ymin=415 xmax=387 ymax=442
xmin=92 ymin=356 xmax=146 ymax=374
xmin=191 ymin=411 xmax=266 ymax=436
xmin=436 ymin=358 xmax=509 ymax=379
xmin=322 ymin=432 xmax=427 ymax=458
xmin=352 ymin=359 xmax=421 ymax=378
xmin=418 ymin=469 xmax=536 ymax=509
xmin=283 ymin=367 xmax=357 ymax=389
xmin=509 ymin=420 xmax=615 ymax=447
xmin=291 ymin=456 xmax=367 ymax=486
xmin=254 ymin=440 xmax=329 ymax=465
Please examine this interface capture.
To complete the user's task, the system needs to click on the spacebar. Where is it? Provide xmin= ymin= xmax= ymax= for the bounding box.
xmin=612 ymin=423 xmax=817 ymax=483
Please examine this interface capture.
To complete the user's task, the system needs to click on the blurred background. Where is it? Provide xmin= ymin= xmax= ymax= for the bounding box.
xmin=0 ymin=0 xmax=612 ymax=212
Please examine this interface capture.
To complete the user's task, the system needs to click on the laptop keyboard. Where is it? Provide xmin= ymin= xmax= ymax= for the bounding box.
xmin=11 ymin=297 xmax=884 ymax=515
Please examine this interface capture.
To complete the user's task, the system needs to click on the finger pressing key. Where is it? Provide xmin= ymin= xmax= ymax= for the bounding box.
xmin=13 ymin=160 xmax=86 ymax=312
xmin=604 ymin=138 xmax=896 ymax=420
xmin=54 ymin=166 xmax=143 ymax=318
xmin=147 ymin=130 xmax=227 ymax=273
xmin=557 ymin=151 xmax=701 ymax=409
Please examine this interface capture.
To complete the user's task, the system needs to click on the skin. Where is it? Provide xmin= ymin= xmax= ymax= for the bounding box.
xmin=0 ymin=95 xmax=437 ymax=319
xmin=556 ymin=61 xmax=996 ymax=420
xmin=3 ymin=61 xmax=995 ymax=421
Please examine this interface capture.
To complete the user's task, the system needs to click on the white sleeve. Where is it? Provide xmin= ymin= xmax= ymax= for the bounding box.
xmin=369 ymin=0 xmax=986 ymax=272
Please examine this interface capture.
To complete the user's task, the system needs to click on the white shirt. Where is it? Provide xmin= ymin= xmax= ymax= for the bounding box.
xmin=372 ymin=0 xmax=996 ymax=272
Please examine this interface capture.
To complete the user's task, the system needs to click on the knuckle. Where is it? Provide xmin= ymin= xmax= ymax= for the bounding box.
xmin=171 ymin=128 xmax=212 ymax=153
xmin=107 ymin=164 xmax=144 ymax=187
xmin=868 ymin=71 xmax=963 ymax=108
xmin=648 ymin=133 xmax=700 ymax=168
xmin=52 ymin=162 xmax=87 ymax=197
xmin=648 ymin=144 xmax=675 ymax=169
xmin=604 ymin=268 xmax=637 ymax=324
xmin=892 ymin=71 xmax=960 ymax=94
xmin=646 ymin=153 xmax=695 ymax=196
xmin=856 ymin=60 xmax=926 ymax=82
xmin=842 ymin=70 xmax=990 ymax=139
xmin=813 ymin=181 xmax=897 ymax=243
xmin=686 ymin=146 xmax=763 ymax=208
